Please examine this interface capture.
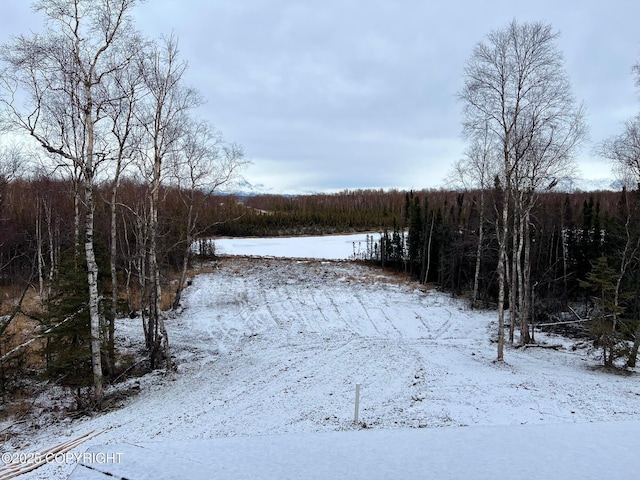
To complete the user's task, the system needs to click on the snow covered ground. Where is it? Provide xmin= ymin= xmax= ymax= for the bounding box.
xmin=213 ymin=232 xmax=376 ymax=259
xmin=2 ymin=235 xmax=639 ymax=479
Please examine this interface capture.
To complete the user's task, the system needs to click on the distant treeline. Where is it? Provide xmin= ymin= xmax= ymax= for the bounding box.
xmin=2 ymin=181 xmax=635 ymax=311
xmin=219 ymin=187 xmax=640 ymax=321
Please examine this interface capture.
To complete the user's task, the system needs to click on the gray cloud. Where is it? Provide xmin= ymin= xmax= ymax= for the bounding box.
xmin=3 ymin=0 xmax=639 ymax=192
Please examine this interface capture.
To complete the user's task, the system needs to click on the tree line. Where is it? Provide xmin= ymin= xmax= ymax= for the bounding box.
xmin=2 ymin=174 xmax=637 ymax=403
xmin=0 ymin=0 xmax=246 ymax=405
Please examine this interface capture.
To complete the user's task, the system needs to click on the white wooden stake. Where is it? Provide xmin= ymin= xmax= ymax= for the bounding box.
xmin=354 ymin=383 xmax=361 ymax=425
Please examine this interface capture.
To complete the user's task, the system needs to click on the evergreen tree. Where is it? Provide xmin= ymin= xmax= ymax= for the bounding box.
xmin=407 ymin=196 xmax=423 ymax=275
xmin=391 ymin=218 xmax=404 ymax=269
xmin=577 ymin=197 xmax=595 ymax=282
xmin=580 ymin=256 xmax=627 ymax=367
xmin=43 ymin=255 xmax=94 ymax=398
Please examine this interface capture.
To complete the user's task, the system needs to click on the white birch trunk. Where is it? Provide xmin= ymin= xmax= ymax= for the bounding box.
xmin=496 ymin=191 xmax=509 ymax=361
xmin=46 ymin=202 xmax=56 ymax=299
xmin=471 ymin=190 xmax=485 ymax=308
xmin=83 ymin=75 xmax=103 ymax=397
xmin=84 ymin=180 xmax=103 ymax=397
xmin=509 ymin=209 xmax=519 ymax=344
xmin=36 ymin=200 xmax=45 ymax=306
xmin=108 ymin=177 xmax=119 ymax=374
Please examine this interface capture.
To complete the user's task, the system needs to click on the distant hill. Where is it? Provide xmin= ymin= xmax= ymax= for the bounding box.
xmin=226 ymin=177 xmax=622 ymax=197
xmin=558 ymin=177 xmax=621 ymax=192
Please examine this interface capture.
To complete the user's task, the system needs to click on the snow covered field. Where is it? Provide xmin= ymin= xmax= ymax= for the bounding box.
xmin=213 ymin=232 xmax=376 ymax=259
xmin=2 ymin=236 xmax=640 ymax=479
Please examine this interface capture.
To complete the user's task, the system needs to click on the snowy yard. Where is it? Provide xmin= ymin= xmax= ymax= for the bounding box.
xmin=2 ymin=236 xmax=640 ymax=479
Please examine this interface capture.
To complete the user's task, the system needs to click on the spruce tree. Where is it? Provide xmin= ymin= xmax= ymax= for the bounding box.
xmin=407 ymin=196 xmax=423 ymax=276
xmin=43 ymin=254 xmax=94 ymax=400
xmin=580 ymin=256 xmax=627 ymax=367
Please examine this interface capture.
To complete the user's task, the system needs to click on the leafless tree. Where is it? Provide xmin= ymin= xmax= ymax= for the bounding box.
xmin=603 ymin=115 xmax=640 ymax=186
xmin=136 ymin=35 xmax=201 ymax=370
xmin=0 ymin=144 xmax=24 ymax=223
xmin=0 ymin=144 xmax=25 ymax=281
xmin=0 ymin=0 xmax=140 ymax=397
xmin=169 ymin=119 xmax=248 ymax=310
xmin=448 ymin=123 xmax=497 ymax=309
xmin=511 ymin=120 xmax=582 ymax=345
xmin=459 ymin=19 xmax=586 ymax=360
xmin=100 ymin=36 xmax=145 ymax=373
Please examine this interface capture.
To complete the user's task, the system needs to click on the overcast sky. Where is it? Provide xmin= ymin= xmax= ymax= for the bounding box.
xmin=2 ymin=1 xmax=639 ymax=193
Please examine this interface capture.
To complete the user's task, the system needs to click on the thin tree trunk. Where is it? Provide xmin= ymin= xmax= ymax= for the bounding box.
xmin=472 ymin=189 xmax=485 ymax=308
xmin=419 ymin=215 xmax=429 ymax=284
xmin=530 ymin=281 xmax=536 ymax=343
xmin=149 ymin=153 xmax=171 ymax=371
xmin=173 ymin=204 xmax=194 ymax=310
xmin=73 ymin=179 xmax=80 ymax=255
xmin=497 ymin=195 xmax=509 ymax=361
xmin=137 ymin=233 xmax=149 ymax=348
xmin=515 ymin=205 xmax=525 ymax=345
xmin=148 ymin=197 xmax=159 ymax=368
xmin=121 ymin=211 xmax=134 ymax=313
xmin=36 ymin=199 xmax=45 ymax=306
xmin=46 ymin=202 xmax=56 ymax=299
xmin=521 ymin=208 xmax=532 ymax=345
xmin=510 ymin=206 xmax=519 ymax=344
xmin=108 ymin=178 xmax=119 ymax=375
xmin=423 ymin=213 xmax=435 ymax=285
xmin=173 ymin=239 xmax=190 ymax=311
xmin=561 ymin=214 xmax=568 ymax=300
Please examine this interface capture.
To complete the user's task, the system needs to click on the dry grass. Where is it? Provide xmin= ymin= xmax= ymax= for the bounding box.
xmin=1 ymin=392 xmax=35 ymax=417
xmin=1 ymin=284 xmax=41 ymax=316
xmin=0 ymin=284 xmax=46 ymax=370
xmin=160 ymin=289 xmax=174 ymax=311
xmin=119 ymin=262 xmax=220 ymax=313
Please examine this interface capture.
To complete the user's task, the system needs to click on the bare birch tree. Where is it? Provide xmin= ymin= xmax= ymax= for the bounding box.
xmin=0 ymin=145 xmax=25 ymax=281
xmin=0 ymin=0 xmax=140 ymax=397
xmin=0 ymin=145 xmax=24 ymax=228
xmin=448 ymin=123 xmax=496 ymax=309
xmin=136 ymin=35 xmax=201 ymax=370
xmin=459 ymin=19 xmax=585 ymax=360
xmin=169 ymin=119 xmax=247 ymax=310
xmin=101 ymin=37 xmax=144 ymax=373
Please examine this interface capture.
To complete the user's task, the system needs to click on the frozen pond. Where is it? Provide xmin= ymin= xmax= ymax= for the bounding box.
xmin=211 ymin=233 xmax=380 ymax=260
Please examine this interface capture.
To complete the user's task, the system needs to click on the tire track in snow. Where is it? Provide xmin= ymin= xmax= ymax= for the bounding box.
xmin=353 ymin=289 xmax=381 ymax=335
xmin=309 ymin=290 xmax=331 ymax=331
xmin=413 ymin=311 xmax=433 ymax=336
xmin=327 ymin=291 xmax=361 ymax=334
